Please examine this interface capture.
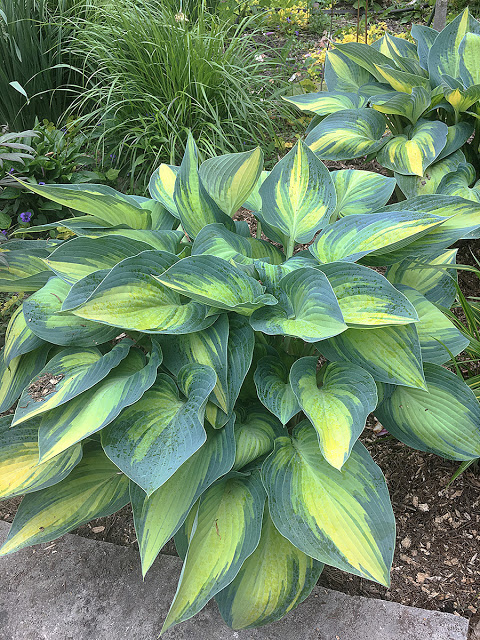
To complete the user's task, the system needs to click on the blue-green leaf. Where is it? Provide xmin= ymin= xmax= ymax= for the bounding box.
xmin=305 ymin=109 xmax=387 ymax=160
xmin=102 ymin=364 xmax=216 ymax=494
xmin=130 ymin=419 xmax=236 ymax=576
xmin=376 ymin=363 xmax=480 ymax=460
xmin=262 ymin=422 xmax=395 ymax=585
xmin=250 ymin=268 xmax=347 ymax=343
xmin=259 ymin=140 xmax=336 ymax=245
xmin=290 ymin=358 xmax=377 ymax=469
xmin=162 ymin=471 xmax=266 ymax=632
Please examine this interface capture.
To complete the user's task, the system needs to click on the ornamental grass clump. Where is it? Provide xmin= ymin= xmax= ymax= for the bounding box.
xmin=65 ymin=0 xmax=290 ymax=187
xmin=0 ymin=133 xmax=480 ymax=631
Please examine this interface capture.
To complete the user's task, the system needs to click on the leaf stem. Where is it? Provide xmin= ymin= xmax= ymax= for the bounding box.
xmin=286 ymin=236 xmax=295 ymax=259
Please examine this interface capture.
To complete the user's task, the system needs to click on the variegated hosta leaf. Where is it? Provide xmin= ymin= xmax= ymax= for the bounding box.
xmin=0 ymin=345 xmax=51 ymax=413
xmin=0 ymin=415 xmax=82 ymax=499
xmin=283 ymin=91 xmax=366 ymax=115
xmin=376 ymin=363 xmax=480 ymax=460
xmin=370 ymin=87 xmax=431 ymax=124
xmin=160 ymin=315 xmax=254 ymax=423
xmin=290 ymin=358 xmax=377 ymax=469
xmin=23 ymin=277 xmax=118 ymax=346
xmin=23 ymin=215 xmax=112 ymax=236
xmin=198 ymin=148 xmax=263 ymax=217
xmin=250 ymin=267 xmax=347 ymax=343
xmin=318 ymin=324 xmax=426 ymax=389
xmin=0 ymin=250 xmax=51 ymax=292
xmin=161 ymin=471 xmax=266 ymax=633
xmin=215 ymin=508 xmax=323 ymax=630
xmin=0 ymin=444 xmax=130 ymax=556
xmin=377 ymin=121 xmax=448 ymax=177
xmin=386 ymin=248 xmax=458 ymax=307
xmin=373 ymin=31 xmax=422 ymax=65
xmin=444 ymin=84 xmax=480 ymax=113
xmin=18 ymin=181 xmax=152 ymax=229
xmin=411 ymin=24 xmax=438 ymax=70
xmin=428 ymin=8 xmax=480 ymax=87
xmin=134 ymin=197 xmax=177 ymax=230
xmin=130 ymin=419 xmax=236 ymax=576
xmin=459 ymin=32 xmax=480 ymax=86
xmin=395 ymin=150 xmax=465 ymax=198
xmin=66 ymin=251 xmax=216 ymax=334
xmin=331 ymin=41 xmax=397 ymax=80
xmin=437 ymin=123 xmax=474 ymax=162
xmin=83 ymin=229 xmax=184 ymax=252
xmin=331 ymin=169 xmax=396 ymax=217
xmin=12 ymin=340 xmax=133 ymax=426
xmin=262 ymin=421 xmax=395 ymax=585
xmin=372 ymin=65 xmax=430 ymax=93
xmin=3 ymin=304 xmax=45 ymax=366
xmin=324 ymin=48 xmax=376 ymax=92
xmin=102 ymin=364 xmax=217 ymax=494
xmin=155 ymin=255 xmax=277 ymax=316
xmin=192 ymin=223 xmax=284 ymax=265
xmin=254 ymin=355 xmax=300 ymax=425
xmin=309 ymin=210 xmax=446 ymax=264
xmin=173 ymin=132 xmax=235 ymax=238
xmin=149 ymin=163 xmax=180 ymax=217
xmin=233 ymin=406 xmax=285 ymax=470
xmin=317 ymin=262 xmax=419 ymax=327
xmin=33 ymin=343 xmax=162 ymax=463
xmin=305 ymin=109 xmax=387 ymax=160
xmin=437 ymin=163 xmax=480 ymax=202
xmin=259 ymin=140 xmax=336 ymax=245
xmin=397 ymin=286 xmax=469 ymax=365
xmin=371 ymin=194 xmax=480 ymax=261
xmin=43 ymin=234 xmax=179 ymax=285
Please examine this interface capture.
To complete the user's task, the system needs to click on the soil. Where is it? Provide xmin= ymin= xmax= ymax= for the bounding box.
xmin=26 ymin=373 xmax=64 ymax=402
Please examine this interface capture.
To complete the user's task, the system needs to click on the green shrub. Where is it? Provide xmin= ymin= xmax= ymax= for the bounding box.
xmin=65 ymin=0 xmax=291 ymax=189
xmin=1 ymin=134 xmax=480 ymax=631
xmin=285 ymin=8 xmax=480 ymax=200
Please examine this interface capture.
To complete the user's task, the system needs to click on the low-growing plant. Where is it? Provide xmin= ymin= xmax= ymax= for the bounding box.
xmin=0 ymin=119 xmax=113 ymax=228
xmin=285 ymin=9 xmax=480 ymax=202
xmin=1 ymin=134 xmax=480 ymax=632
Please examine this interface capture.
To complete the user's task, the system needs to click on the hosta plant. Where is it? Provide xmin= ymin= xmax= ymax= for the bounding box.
xmin=285 ymin=9 xmax=480 ymax=203
xmin=1 ymin=135 xmax=480 ymax=632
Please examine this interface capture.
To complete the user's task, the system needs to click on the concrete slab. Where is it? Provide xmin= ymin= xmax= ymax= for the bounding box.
xmin=0 ymin=520 xmax=469 ymax=640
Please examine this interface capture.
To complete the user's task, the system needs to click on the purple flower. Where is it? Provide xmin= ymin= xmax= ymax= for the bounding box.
xmin=8 ymin=168 xmax=14 ymax=174
xmin=295 ymin=30 xmax=300 ymax=35
xmin=19 ymin=211 xmax=33 ymax=223
xmin=1 ymin=230 xmax=7 ymax=236
xmin=38 ymin=181 xmax=45 ymax=185
xmin=286 ymin=16 xmax=291 ymax=22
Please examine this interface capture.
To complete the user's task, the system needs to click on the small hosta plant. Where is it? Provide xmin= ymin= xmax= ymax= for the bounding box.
xmin=1 ymin=134 xmax=480 ymax=632
xmin=285 ymin=9 xmax=480 ymax=202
